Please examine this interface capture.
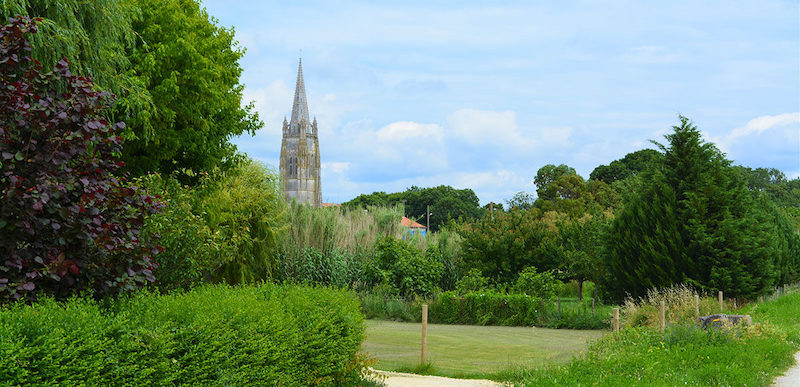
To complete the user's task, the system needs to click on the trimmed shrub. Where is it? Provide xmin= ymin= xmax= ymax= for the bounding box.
xmin=0 ymin=284 xmax=371 ymax=386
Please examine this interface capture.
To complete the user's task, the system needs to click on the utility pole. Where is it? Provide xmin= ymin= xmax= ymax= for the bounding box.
xmin=426 ymin=205 xmax=430 ymax=232
xmin=490 ymin=202 xmax=494 ymax=220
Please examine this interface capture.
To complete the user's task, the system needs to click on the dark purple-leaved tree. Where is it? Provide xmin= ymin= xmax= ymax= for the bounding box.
xmin=0 ymin=17 xmax=162 ymax=302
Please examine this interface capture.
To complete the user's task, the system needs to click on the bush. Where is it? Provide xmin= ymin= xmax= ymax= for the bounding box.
xmin=373 ymin=237 xmax=443 ymax=298
xmin=455 ymin=269 xmax=490 ymax=294
xmin=0 ymin=17 xmax=161 ymax=302
xmin=513 ymin=266 xmax=563 ymax=299
xmin=0 ymin=284 xmax=372 ymax=386
xmin=138 ymin=173 xmax=234 ymax=291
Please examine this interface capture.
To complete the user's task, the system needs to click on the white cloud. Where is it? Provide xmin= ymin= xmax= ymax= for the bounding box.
xmin=323 ymin=161 xmax=351 ymax=174
xmin=714 ymin=112 xmax=800 ymax=153
xmin=376 ymin=121 xmax=444 ymax=142
xmin=447 ymin=108 xmax=535 ymax=148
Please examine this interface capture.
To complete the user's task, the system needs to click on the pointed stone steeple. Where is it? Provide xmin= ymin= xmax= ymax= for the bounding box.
xmin=290 ymin=59 xmax=310 ymax=125
xmin=280 ymin=58 xmax=322 ymax=207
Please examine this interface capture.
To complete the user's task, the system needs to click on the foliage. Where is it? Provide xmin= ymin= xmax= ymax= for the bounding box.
xmin=514 ymin=290 xmax=800 ymax=386
xmin=344 ymin=185 xmax=482 ymax=232
xmin=459 ymin=209 xmax=557 ymax=283
xmin=0 ymin=0 xmax=152 ymax=135
xmin=533 ymin=164 xmax=576 ymax=198
xmin=534 ymin=173 xmax=621 ymax=217
xmin=505 ymin=191 xmax=535 ymax=210
xmin=280 ymin=202 xmax=403 ymax=260
xmin=137 ymin=173 xmax=233 ymax=290
xmin=201 ymin=159 xmax=286 ymax=284
xmin=0 ymin=283 xmax=373 ymax=386
xmin=555 ymin=214 xmax=611 ymax=299
xmin=456 ymin=268 xmax=490 ymax=294
xmin=0 ymin=0 xmax=261 ymax=177
xmin=513 ymin=267 xmax=563 ymax=299
xmin=372 ymin=237 xmax=443 ymax=298
xmin=430 ymin=290 xmax=609 ymax=329
xmin=589 ymin=149 xmax=661 ymax=184
xmin=122 ymin=0 xmax=261 ymax=176
xmin=280 ymin=247 xmax=367 ymax=290
xmin=0 ymin=18 xmax=160 ymax=302
xmin=605 ymin=116 xmax=798 ymax=300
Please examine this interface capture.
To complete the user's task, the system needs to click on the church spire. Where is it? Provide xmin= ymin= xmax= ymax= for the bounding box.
xmin=290 ymin=58 xmax=310 ymax=124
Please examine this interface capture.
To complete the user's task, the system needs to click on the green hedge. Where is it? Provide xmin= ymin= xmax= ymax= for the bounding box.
xmin=361 ymin=290 xmax=610 ymax=329
xmin=0 ymin=284 xmax=369 ymax=386
xmin=431 ymin=291 xmax=609 ymax=329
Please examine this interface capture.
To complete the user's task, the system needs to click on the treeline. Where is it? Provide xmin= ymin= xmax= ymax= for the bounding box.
xmin=343 ymin=185 xmax=483 ymax=231
xmin=343 ymin=119 xmax=800 ymax=302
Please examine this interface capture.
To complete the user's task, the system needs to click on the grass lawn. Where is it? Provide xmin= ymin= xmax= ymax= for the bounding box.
xmin=362 ymin=320 xmax=604 ymax=378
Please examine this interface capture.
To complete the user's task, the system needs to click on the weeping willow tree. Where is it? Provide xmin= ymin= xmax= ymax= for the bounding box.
xmin=0 ymin=0 xmax=154 ymax=138
xmin=202 ymin=159 xmax=288 ymax=284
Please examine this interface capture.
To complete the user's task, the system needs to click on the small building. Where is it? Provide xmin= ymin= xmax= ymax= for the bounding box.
xmin=401 ymin=216 xmax=427 ymax=237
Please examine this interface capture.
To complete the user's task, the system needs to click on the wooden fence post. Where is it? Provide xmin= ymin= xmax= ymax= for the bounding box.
xmin=733 ymin=298 xmax=736 ymax=309
xmin=613 ymin=308 xmax=619 ymax=332
xmin=718 ymin=291 xmax=723 ymax=313
xmin=660 ymin=300 xmax=666 ymax=333
xmin=591 ymin=297 xmax=596 ymax=316
xmin=694 ymin=294 xmax=699 ymax=320
xmin=421 ymin=304 xmax=428 ymax=365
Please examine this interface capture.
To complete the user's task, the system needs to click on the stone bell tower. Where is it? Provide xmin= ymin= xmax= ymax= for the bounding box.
xmin=280 ymin=59 xmax=322 ymax=206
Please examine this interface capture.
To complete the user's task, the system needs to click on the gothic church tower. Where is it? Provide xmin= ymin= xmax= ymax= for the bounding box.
xmin=280 ymin=59 xmax=322 ymax=206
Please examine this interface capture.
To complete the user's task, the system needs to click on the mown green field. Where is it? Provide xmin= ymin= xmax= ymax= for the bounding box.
xmin=362 ymin=320 xmax=604 ymax=378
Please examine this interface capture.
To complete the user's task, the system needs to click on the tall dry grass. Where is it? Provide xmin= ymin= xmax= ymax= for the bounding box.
xmin=620 ymin=284 xmax=738 ymax=328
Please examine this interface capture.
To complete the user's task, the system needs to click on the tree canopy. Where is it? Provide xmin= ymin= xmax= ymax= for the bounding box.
xmin=604 ymin=116 xmax=799 ymax=300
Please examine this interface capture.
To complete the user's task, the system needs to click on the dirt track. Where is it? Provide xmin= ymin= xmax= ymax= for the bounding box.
xmin=773 ymin=351 xmax=800 ymax=386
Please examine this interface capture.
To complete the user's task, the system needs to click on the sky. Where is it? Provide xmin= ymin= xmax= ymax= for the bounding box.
xmin=201 ymin=0 xmax=800 ymax=205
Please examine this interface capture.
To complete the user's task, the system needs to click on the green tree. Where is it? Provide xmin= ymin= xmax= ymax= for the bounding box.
xmin=589 ymin=149 xmax=661 ymax=184
xmin=458 ymin=209 xmax=556 ymax=283
xmin=344 ymin=185 xmax=482 ymax=232
xmin=534 ymin=164 xmax=576 ymax=198
xmin=506 ymin=191 xmax=535 ymax=210
xmin=122 ymin=0 xmax=261 ymax=176
xmin=605 ymin=116 xmax=797 ymax=299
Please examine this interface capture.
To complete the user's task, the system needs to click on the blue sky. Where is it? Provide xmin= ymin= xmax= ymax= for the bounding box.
xmin=202 ymin=0 xmax=799 ymax=205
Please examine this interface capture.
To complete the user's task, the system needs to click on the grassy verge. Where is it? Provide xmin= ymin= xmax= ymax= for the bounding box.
xmin=509 ymin=290 xmax=800 ymax=386
xmin=362 ymin=320 xmax=603 ymax=379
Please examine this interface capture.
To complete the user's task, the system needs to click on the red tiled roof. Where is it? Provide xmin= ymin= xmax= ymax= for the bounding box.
xmin=401 ymin=216 xmax=426 ymax=229
xmin=321 ymin=202 xmax=341 ymax=207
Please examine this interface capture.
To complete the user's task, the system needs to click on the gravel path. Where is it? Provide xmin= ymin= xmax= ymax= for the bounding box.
xmin=773 ymin=351 xmax=800 ymax=386
xmin=372 ymin=369 xmax=506 ymax=387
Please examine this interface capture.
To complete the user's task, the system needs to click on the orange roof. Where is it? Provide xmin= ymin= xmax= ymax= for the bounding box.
xmin=401 ymin=216 xmax=426 ymax=229
xmin=321 ymin=202 xmax=341 ymax=207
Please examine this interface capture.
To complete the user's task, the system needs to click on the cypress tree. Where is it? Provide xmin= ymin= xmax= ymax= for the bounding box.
xmin=605 ymin=116 xmax=795 ymax=299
